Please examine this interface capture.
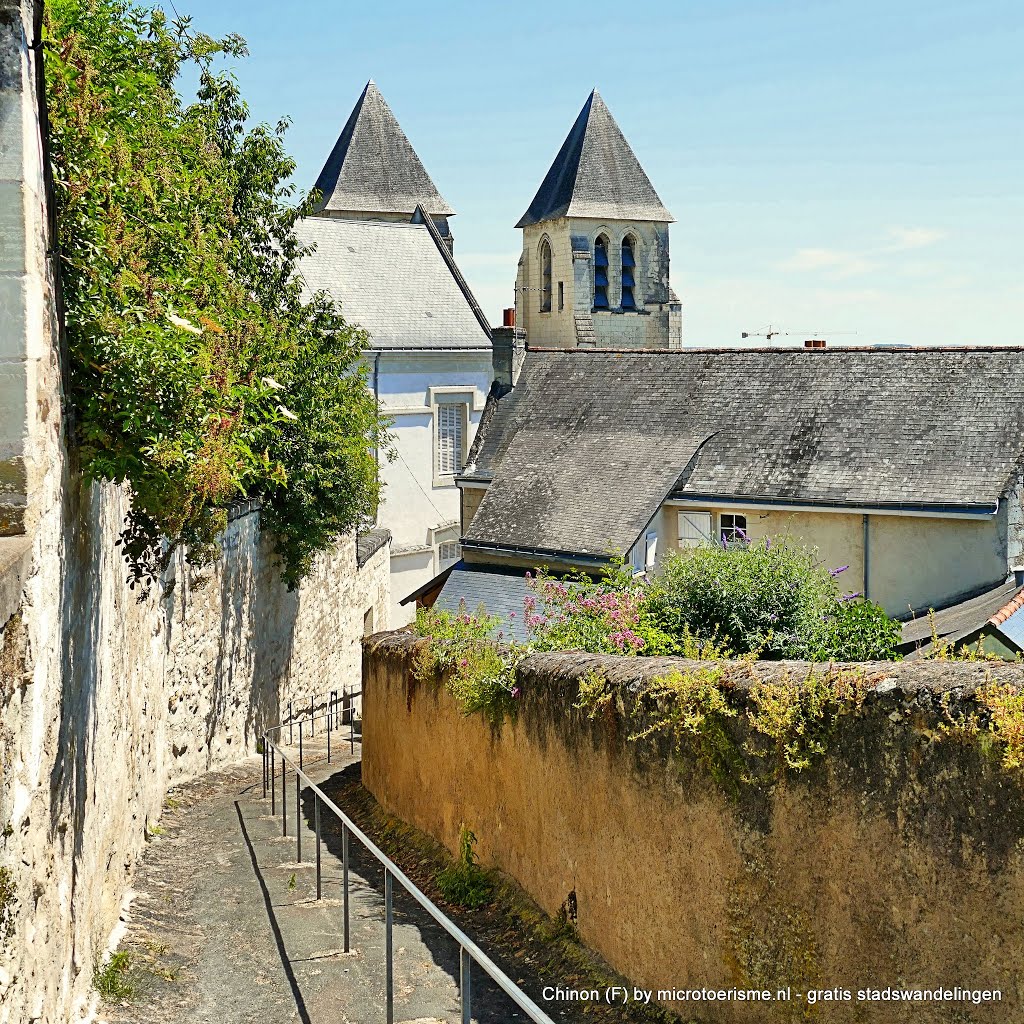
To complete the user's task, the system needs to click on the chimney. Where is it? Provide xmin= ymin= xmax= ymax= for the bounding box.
xmin=491 ymin=324 xmax=526 ymax=392
xmin=1013 ymin=566 xmax=1024 ymax=589
xmin=804 ymin=339 xmax=826 ymax=350
xmin=502 ymin=307 xmax=516 ymax=328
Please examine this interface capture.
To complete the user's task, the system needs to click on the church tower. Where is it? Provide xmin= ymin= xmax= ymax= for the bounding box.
xmin=515 ymin=91 xmax=681 ymax=349
xmin=311 ymin=80 xmax=456 ymax=248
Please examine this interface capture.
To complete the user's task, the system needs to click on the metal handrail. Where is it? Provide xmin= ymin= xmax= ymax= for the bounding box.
xmin=260 ymin=690 xmax=555 ymax=1024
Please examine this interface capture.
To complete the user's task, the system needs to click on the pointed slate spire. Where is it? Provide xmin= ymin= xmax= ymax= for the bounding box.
xmin=516 ymin=90 xmax=673 ymax=228
xmin=312 ymin=81 xmax=455 ymax=218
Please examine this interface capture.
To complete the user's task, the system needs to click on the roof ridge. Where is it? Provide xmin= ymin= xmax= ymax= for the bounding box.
xmin=411 ymin=206 xmax=491 ymax=340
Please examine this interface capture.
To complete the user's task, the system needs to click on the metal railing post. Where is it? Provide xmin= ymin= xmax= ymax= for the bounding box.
xmin=460 ymin=947 xmax=472 ymax=1024
xmin=314 ymin=795 xmax=322 ymax=899
xmin=350 ymin=686 xmax=355 ymax=755
xmin=342 ymin=823 xmax=350 ymax=953
xmin=282 ymin=753 xmax=288 ymax=837
xmin=289 ymin=700 xmax=293 ymax=745
xmin=262 ymin=741 xmax=267 ymax=799
xmin=310 ymin=693 xmax=315 ymax=736
xmin=385 ymin=869 xmax=394 ymax=1024
xmin=299 ymin=721 xmax=304 ymax=769
xmin=270 ymin=743 xmax=276 ymax=815
xmin=327 ymin=700 xmax=332 ymax=764
xmin=295 ymin=769 xmax=302 ymax=863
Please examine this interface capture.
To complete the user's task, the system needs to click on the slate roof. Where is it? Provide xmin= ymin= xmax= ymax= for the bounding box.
xmin=432 ymin=563 xmax=532 ymax=642
xmin=293 ymin=215 xmax=491 ymax=350
xmin=901 ymin=580 xmax=1024 ymax=653
xmin=463 ymin=348 xmax=1024 ymax=558
xmin=517 ymin=90 xmax=673 ymax=228
xmin=312 ymin=81 xmax=454 ymax=218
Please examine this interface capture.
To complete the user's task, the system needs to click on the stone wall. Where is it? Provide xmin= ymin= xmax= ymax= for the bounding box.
xmin=364 ymin=633 xmax=1024 ymax=1024
xmin=0 ymin=2 xmax=391 ymax=1020
xmin=0 ymin=494 xmax=388 ymax=1024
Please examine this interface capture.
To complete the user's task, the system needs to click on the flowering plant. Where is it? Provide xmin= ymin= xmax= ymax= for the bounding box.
xmin=525 ymin=565 xmax=647 ymax=655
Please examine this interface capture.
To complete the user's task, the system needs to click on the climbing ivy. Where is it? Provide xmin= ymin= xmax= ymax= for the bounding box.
xmin=44 ymin=0 xmax=389 ymax=589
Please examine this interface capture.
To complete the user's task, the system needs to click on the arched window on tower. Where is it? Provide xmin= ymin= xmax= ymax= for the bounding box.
xmin=621 ymin=235 xmax=637 ymax=310
xmin=540 ymin=239 xmax=552 ymax=312
xmin=593 ymin=235 xmax=609 ymax=310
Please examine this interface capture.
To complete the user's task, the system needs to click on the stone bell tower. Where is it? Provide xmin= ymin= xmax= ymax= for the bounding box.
xmin=515 ymin=90 xmax=681 ymax=349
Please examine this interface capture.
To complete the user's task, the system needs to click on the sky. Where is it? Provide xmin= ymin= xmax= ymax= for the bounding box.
xmin=178 ymin=0 xmax=1023 ymax=347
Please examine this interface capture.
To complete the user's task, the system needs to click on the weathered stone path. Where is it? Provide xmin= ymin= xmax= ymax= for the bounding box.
xmin=101 ymin=738 xmax=529 ymax=1024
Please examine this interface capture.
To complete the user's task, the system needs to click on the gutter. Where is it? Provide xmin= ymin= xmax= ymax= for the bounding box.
xmin=460 ymin=539 xmax=613 ymax=567
xmin=373 ymin=352 xmax=381 ymax=504
xmin=863 ymin=514 xmax=870 ymax=600
xmin=364 ymin=347 xmax=493 ymax=354
xmin=666 ymin=493 xmax=1000 ymax=519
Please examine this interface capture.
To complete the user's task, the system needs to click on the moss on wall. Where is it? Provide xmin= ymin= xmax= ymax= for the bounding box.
xmin=365 ymin=633 xmax=1024 ymax=1023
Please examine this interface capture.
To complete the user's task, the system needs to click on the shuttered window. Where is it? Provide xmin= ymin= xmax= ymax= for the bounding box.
xmin=436 ymin=403 xmax=464 ymax=476
xmin=438 ymin=540 xmax=461 ymax=569
xmin=621 ymin=235 xmax=637 ymax=309
xmin=593 ymin=235 xmax=610 ymax=310
xmin=678 ymin=511 xmax=712 ymax=548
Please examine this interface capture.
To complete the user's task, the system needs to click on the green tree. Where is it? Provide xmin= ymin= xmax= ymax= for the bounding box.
xmin=44 ymin=0 xmax=390 ymax=589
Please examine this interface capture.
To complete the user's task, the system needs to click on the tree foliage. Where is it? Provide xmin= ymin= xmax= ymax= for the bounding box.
xmin=44 ymin=0 xmax=389 ymax=588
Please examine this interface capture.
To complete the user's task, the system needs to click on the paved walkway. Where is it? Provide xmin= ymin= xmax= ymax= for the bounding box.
xmin=102 ymin=735 xmax=529 ymax=1024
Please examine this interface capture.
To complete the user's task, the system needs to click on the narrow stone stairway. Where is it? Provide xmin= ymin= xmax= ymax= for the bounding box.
xmin=100 ymin=736 xmax=532 ymax=1024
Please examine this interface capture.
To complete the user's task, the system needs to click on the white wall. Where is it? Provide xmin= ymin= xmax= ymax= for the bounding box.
xmin=372 ymin=350 xmax=493 ymax=624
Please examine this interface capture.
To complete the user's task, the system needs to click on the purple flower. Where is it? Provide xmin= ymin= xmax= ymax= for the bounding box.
xmin=829 ymin=565 xmax=850 ymax=577
xmin=511 ymin=686 xmax=521 ymax=699
xmin=840 ymin=591 xmax=863 ymax=602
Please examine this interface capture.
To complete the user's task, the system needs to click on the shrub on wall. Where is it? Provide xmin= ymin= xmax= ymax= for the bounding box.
xmin=44 ymin=0 xmax=390 ymax=588
xmin=644 ymin=538 xmax=902 ymax=661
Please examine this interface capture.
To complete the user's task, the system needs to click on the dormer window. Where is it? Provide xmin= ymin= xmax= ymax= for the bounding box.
xmin=593 ymin=235 xmax=609 ymax=310
xmin=540 ymin=239 xmax=552 ymax=312
xmin=621 ymin=235 xmax=637 ymax=310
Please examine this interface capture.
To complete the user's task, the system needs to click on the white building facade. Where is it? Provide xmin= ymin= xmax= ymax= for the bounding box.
xmin=295 ymin=82 xmax=493 ymax=625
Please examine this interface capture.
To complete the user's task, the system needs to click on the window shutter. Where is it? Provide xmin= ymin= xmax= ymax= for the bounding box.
xmin=678 ymin=511 xmax=712 ymax=548
xmin=436 ymin=403 xmax=463 ymax=476
xmin=645 ymin=531 xmax=658 ymax=569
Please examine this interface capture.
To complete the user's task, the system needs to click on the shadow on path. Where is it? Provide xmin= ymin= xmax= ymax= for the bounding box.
xmin=234 ymin=800 xmax=313 ymax=1024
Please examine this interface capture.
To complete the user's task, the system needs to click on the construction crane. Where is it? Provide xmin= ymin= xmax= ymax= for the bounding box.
xmin=741 ymin=325 xmax=857 ymax=346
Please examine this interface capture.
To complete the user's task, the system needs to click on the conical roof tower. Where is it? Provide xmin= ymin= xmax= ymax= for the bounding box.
xmin=312 ymin=81 xmax=454 ymax=221
xmin=517 ymin=90 xmax=672 ymax=227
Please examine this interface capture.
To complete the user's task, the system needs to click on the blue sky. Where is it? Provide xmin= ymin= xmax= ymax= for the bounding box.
xmin=183 ymin=0 xmax=1023 ymax=347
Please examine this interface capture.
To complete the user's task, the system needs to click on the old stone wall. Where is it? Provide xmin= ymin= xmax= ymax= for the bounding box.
xmin=0 ymin=2 xmax=391 ymax=1021
xmin=0 ymin=486 xmax=388 ymax=1023
xmin=364 ymin=633 xmax=1024 ymax=1024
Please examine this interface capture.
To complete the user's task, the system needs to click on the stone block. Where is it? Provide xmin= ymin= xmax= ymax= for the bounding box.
xmin=0 ymin=271 xmax=27 ymax=358
xmin=0 ymin=89 xmax=23 ymax=178
xmin=0 ymin=360 xmax=28 ymax=447
xmin=0 ymin=179 xmax=26 ymax=272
